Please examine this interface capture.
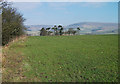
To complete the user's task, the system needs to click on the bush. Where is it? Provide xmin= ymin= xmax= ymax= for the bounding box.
xmin=1 ymin=1 xmax=26 ymax=45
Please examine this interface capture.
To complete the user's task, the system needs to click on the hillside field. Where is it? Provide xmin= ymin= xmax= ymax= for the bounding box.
xmin=2 ymin=35 xmax=118 ymax=82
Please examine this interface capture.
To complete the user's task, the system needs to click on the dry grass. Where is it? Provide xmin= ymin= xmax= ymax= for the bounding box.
xmin=2 ymin=35 xmax=27 ymax=82
xmin=3 ymin=35 xmax=27 ymax=49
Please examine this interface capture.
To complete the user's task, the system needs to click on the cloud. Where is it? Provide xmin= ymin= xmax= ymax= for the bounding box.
xmin=8 ymin=0 xmax=119 ymax=2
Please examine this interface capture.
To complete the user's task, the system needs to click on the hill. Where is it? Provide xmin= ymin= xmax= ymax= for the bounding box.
xmin=25 ymin=22 xmax=118 ymax=35
xmin=66 ymin=22 xmax=118 ymax=34
xmin=26 ymin=25 xmax=53 ymax=31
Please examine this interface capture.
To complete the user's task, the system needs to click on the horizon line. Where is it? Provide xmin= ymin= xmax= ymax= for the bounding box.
xmin=25 ymin=21 xmax=118 ymax=26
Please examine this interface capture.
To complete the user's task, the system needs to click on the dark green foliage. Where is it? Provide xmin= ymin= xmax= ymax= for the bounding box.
xmin=59 ymin=27 xmax=63 ymax=36
xmin=46 ymin=27 xmax=51 ymax=35
xmin=41 ymin=25 xmax=78 ymax=36
xmin=77 ymin=27 xmax=80 ymax=35
xmin=54 ymin=25 xmax=59 ymax=35
xmin=58 ymin=25 xmax=64 ymax=36
xmin=58 ymin=25 xmax=62 ymax=28
xmin=47 ymin=31 xmax=53 ymax=35
xmin=1 ymin=1 xmax=26 ymax=45
xmin=51 ymin=25 xmax=64 ymax=36
xmin=40 ymin=28 xmax=47 ymax=36
xmin=46 ymin=27 xmax=50 ymax=31
xmin=52 ymin=27 xmax=55 ymax=35
xmin=77 ymin=27 xmax=80 ymax=30
xmin=52 ymin=25 xmax=58 ymax=35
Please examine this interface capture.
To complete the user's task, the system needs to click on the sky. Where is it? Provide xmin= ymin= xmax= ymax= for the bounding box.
xmin=8 ymin=0 xmax=120 ymax=2
xmin=11 ymin=2 xmax=118 ymax=26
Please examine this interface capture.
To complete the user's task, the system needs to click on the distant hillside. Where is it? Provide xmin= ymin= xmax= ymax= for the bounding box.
xmin=25 ymin=22 xmax=118 ymax=35
xmin=26 ymin=25 xmax=53 ymax=31
xmin=66 ymin=22 xmax=118 ymax=34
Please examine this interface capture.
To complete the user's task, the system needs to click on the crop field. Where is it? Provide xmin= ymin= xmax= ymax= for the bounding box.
xmin=2 ymin=35 xmax=118 ymax=82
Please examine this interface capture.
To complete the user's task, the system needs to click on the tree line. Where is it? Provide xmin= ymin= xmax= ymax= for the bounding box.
xmin=0 ymin=0 xmax=26 ymax=46
xmin=40 ymin=25 xmax=81 ymax=36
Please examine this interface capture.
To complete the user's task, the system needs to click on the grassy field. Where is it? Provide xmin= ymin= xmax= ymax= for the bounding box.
xmin=3 ymin=35 xmax=118 ymax=82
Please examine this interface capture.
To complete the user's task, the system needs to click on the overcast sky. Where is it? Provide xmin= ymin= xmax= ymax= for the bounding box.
xmin=12 ymin=2 xmax=118 ymax=25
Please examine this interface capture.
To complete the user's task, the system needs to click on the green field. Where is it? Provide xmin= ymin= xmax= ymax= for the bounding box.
xmin=3 ymin=35 xmax=118 ymax=82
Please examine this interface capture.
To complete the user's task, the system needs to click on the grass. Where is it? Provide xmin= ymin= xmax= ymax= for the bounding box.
xmin=3 ymin=35 xmax=118 ymax=82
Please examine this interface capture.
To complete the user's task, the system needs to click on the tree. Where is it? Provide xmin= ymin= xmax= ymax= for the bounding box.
xmin=40 ymin=28 xmax=47 ymax=36
xmin=0 ymin=0 xmax=2 ymax=46
xmin=58 ymin=25 xmax=64 ymax=36
xmin=60 ymin=27 xmax=64 ymax=35
xmin=46 ymin=27 xmax=51 ymax=35
xmin=54 ymin=25 xmax=59 ymax=35
xmin=1 ymin=1 xmax=26 ymax=45
xmin=52 ymin=27 xmax=55 ymax=35
xmin=52 ymin=25 xmax=58 ymax=35
xmin=77 ymin=27 xmax=81 ymax=35
xmin=48 ymin=31 xmax=53 ymax=36
xmin=46 ymin=27 xmax=50 ymax=31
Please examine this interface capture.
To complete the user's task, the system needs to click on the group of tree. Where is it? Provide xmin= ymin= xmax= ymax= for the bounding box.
xmin=0 ymin=0 xmax=26 ymax=46
xmin=40 ymin=25 xmax=81 ymax=36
